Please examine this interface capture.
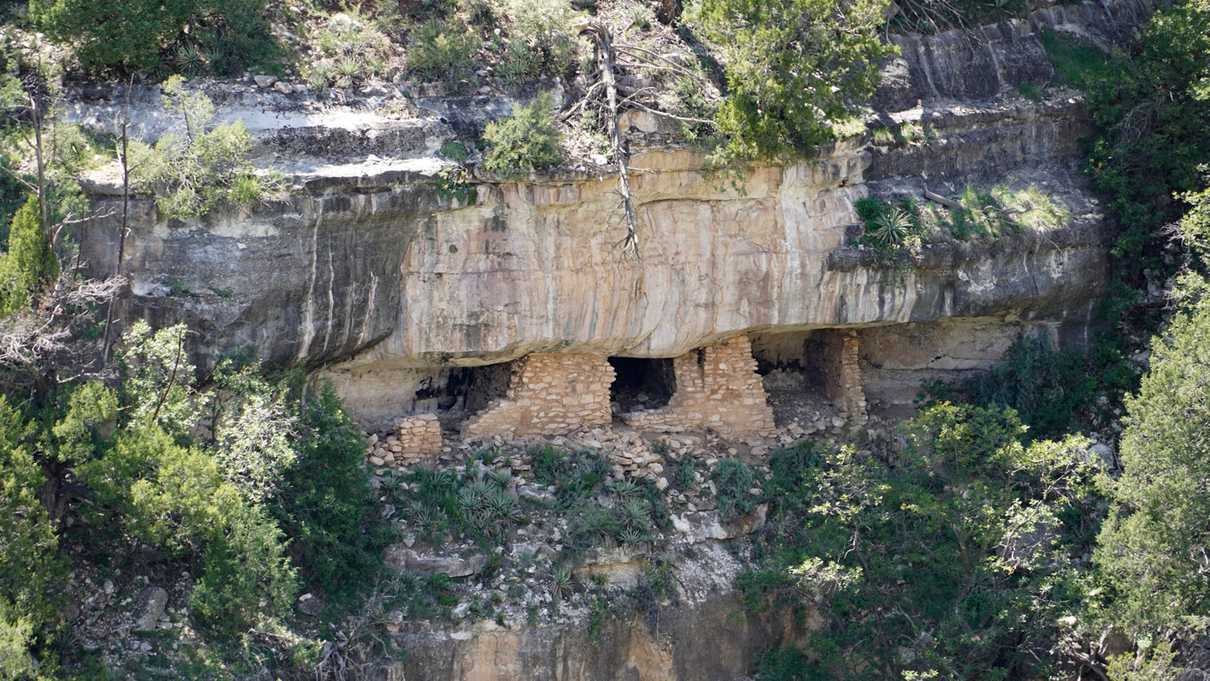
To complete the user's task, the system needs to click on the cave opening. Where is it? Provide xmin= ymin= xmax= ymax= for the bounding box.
xmin=750 ymin=329 xmax=848 ymax=426
xmin=608 ymin=357 xmax=676 ymax=414
xmin=414 ymin=362 xmax=512 ymax=426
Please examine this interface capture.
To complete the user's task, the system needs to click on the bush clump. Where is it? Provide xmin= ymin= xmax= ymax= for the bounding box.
xmin=29 ymin=0 xmax=278 ymax=75
xmin=492 ymin=0 xmax=580 ymax=86
xmin=0 ymin=199 xmax=57 ymax=316
xmin=711 ymin=458 xmax=759 ymax=521
xmin=690 ymin=0 xmax=896 ymax=162
xmin=131 ymin=76 xmax=279 ymax=220
xmin=407 ymin=17 xmax=483 ymax=92
xmin=961 ymin=334 xmax=1098 ymax=440
xmin=1097 ymin=295 xmax=1210 ymax=635
xmin=854 ymin=185 xmax=1070 ymax=257
xmin=303 ymin=11 xmax=395 ymax=90
xmin=481 ymin=93 xmax=562 ymax=177
xmin=271 ymin=386 xmax=394 ymax=607
xmin=745 ymin=404 xmax=1102 ymax=679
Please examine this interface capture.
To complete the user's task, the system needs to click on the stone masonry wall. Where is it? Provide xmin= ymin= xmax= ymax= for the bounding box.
xmin=621 ymin=336 xmax=775 ymax=437
xmin=463 ymin=354 xmax=615 ymax=439
xmin=367 ymin=414 xmax=443 ymax=469
xmin=820 ymin=331 xmax=868 ymax=422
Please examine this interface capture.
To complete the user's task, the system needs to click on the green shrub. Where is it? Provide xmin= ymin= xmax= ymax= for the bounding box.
xmin=989 ymin=184 xmax=1070 ymax=232
xmin=210 ymin=367 xmax=296 ymax=504
xmin=531 ymin=447 xmax=609 ymax=508
xmin=1097 ymin=296 xmax=1210 ymax=635
xmin=757 ymin=647 xmax=819 ymax=681
xmin=0 ymin=396 xmax=64 ymax=654
xmin=407 ymin=17 xmax=482 ymax=91
xmin=870 ymin=120 xmax=923 ymax=148
xmin=189 ymin=503 xmax=297 ymax=635
xmin=304 ymin=11 xmax=394 ymax=90
xmin=855 ymin=185 xmax=1069 ymax=257
xmin=271 ymin=386 xmax=392 ymax=607
xmin=963 ymin=335 xmax=1096 ymax=440
xmin=745 ymin=405 xmax=1101 ymax=679
xmin=691 ymin=0 xmax=896 ymax=162
xmin=30 ymin=0 xmax=277 ymax=75
xmin=481 ymin=93 xmax=562 ymax=177
xmin=853 ymin=196 xmax=926 ymax=257
xmin=711 ymin=458 xmax=758 ymax=521
xmin=0 ymin=199 xmax=57 ymax=316
xmin=115 ymin=320 xmax=198 ymax=436
xmin=1018 ymin=81 xmax=1044 ymax=101
xmin=131 ymin=76 xmax=277 ymax=220
xmin=1040 ymin=30 xmax=1123 ymax=91
xmin=493 ymin=0 xmax=579 ymax=85
xmin=671 ymin=458 xmax=697 ymax=491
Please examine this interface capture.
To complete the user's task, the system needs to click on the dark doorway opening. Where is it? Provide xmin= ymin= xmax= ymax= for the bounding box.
xmin=446 ymin=363 xmax=512 ymax=416
xmin=608 ymin=357 xmax=676 ymax=413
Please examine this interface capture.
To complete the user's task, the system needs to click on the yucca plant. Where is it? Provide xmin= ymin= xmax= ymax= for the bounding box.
xmin=869 ymin=207 xmax=915 ymax=249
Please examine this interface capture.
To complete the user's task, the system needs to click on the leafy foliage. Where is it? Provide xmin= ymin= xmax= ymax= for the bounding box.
xmin=29 ymin=0 xmax=278 ymax=75
xmin=854 ymin=185 xmax=1070 ymax=257
xmin=0 ymin=396 xmax=64 ymax=664
xmin=271 ymin=385 xmax=393 ymax=606
xmin=1074 ymin=0 xmax=1210 ymax=315
xmin=131 ymin=76 xmax=278 ymax=220
xmin=1041 ymin=30 xmax=1125 ymax=91
xmin=745 ymin=405 xmax=1102 ymax=680
xmin=210 ymin=367 xmax=296 ymax=503
xmin=691 ymin=0 xmax=896 ymax=162
xmin=492 ymin=0 xmax=580 ymax=85
xmin=407 ymin=17 xmax=483 ymax=91
xmin=710 ymin=458 xmax=759 ymax=521
xmin=481 ymin=93 xmax=563 ymax=177
xmin=0 ymin=315 xmax=395 ymax=669
xmin=961 ymin=335 xmax=1099 ymax=440
xmin=0 ymin=199 xmax=57 ymax=316
xmin=303 ymin=11 xmax=394 ymax=90
xmin=1096 ymin=296 xmax=1210 ymax=636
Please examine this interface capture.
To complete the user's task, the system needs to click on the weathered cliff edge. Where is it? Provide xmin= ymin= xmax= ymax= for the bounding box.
xmin=72 ymin=0 xmax=1155 ymax=431
xmin=391 ymin=542 xmax=806 ymax=681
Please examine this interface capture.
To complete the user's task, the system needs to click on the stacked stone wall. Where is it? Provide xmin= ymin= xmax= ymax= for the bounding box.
xmin=621 ymin=336 xmax=775 ymax=437
xmin=367 ymin=413 xmax=443 ymax=468
xmin=395 ymin=414 xmax=443 ymax=460
xmin=463 ymin=354 xmax=615 ymax=439
xmin=818 ymin=331 xmax=867 ymax=422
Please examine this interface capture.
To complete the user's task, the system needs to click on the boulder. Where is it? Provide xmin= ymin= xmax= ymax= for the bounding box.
xmin=133 ymin=586 xmax=168 ymax=631
xmin=386 ymin=546 xmax=487 ymax=578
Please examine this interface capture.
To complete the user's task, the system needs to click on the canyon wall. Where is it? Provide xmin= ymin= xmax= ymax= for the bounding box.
xmin=71 ymin=0 xmax=1153 ymax=432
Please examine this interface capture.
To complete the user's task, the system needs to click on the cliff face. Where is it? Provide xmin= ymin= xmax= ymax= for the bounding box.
xmin=67 ymin=9 xmax=1143 ymax=428
xmin=70 ymin=0 xmax=1152 ymax=428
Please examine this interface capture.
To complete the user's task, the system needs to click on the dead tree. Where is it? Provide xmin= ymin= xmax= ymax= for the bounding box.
xmin=572 ymin=23 xmax=717 ymax=260
xmin=580 ymin=23 xmax=642 ymax=259
xmin=102 ymin=80 xmax=136 ymax=366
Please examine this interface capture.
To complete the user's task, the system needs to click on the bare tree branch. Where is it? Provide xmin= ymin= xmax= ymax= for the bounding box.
xmin=581 ymin=23 xmax=642 ymax=260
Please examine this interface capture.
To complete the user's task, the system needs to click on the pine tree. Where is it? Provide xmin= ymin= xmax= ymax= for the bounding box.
xmin=0 ymin=198 xmax=58 ymax=316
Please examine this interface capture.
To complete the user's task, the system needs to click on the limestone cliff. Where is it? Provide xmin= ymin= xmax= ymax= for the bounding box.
xmin=70 ymin=0 xmax=1150 ymax=428
xmin=58 ymin=1 xmax=1156 ymax=678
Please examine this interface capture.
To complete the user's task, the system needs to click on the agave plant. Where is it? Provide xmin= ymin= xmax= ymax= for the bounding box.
xmin=620 ymin=498 xmax=653 ymax=532
xmin=619 ymin=528 xmax=647 ymax=545
xmin=869 ymin=207 xmax=915 ymax=249
xmin=551 ymin=564 xmax=573 ymax=600
xmin=607 ymin=479 xmax=641 ymax=499
xmin=174 ymin=45 xmax=210 ymax=76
